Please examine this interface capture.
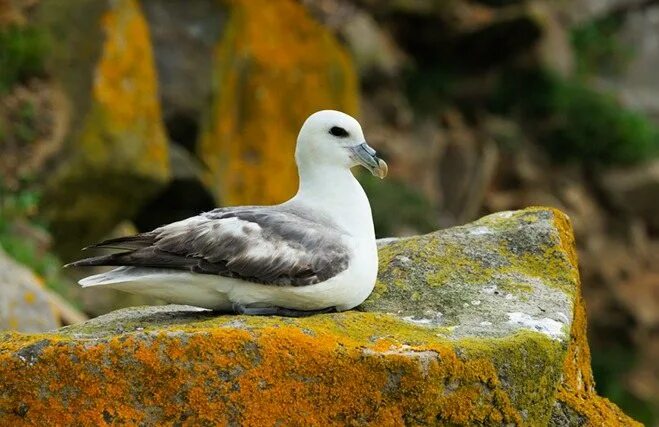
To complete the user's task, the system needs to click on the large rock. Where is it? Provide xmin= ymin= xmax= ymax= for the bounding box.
xmin=0 ymin=208 xmax=638 ymax=425
xmin=140 ymin=0 xmax=226 ymax=127
xmin=198 ymin=0 xmax=358 ymax=206
xmin=0 ymin=247 xmax=59 ymax=333
xmin=37 ymin=0 xmax=170 ymax=259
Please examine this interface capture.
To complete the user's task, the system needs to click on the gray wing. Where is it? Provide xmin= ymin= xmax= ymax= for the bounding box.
xmin=68 ymin=207 xmax=351 ymax=287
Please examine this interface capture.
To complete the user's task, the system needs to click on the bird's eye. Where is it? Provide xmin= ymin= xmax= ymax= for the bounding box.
xmin=329 ymin=126 xmax=349 ymax=138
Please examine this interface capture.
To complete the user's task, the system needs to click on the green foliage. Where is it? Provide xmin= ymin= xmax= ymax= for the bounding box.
xmin=14 ymin=99 xmax=38 ymax=144
xmin=0 ymin=25 xmax=47 ymax=93
xmin=492 ymin=70 xmax=659 ymax=165
xmin=571 ymin=16 xmax=630 ymax=78
xmin=405 ymin=64 xmax=457 ymax=113
xmin=0 ymin=182 xmax=75 ymax=301
xmin=358 ymin=173 xmax=437 ymax=238
xmin=547 ymin=78 xmax=658 ymax=164
xmin=591 ymin=344 xmax=658 ymax=426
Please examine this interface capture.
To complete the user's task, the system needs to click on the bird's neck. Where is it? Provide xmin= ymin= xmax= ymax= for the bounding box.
xmin=292 ymin=164 xmax=375 ymax=240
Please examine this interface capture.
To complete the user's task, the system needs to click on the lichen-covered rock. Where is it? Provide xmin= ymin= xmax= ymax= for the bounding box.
xmin=199 ymin=0 xmax=358 ymax=206
xmin=0 ymin=208 xmax=638 ymax=425
xmin=0 ymin=247 xmax=58 ymax=333
xmin=37 ymin=0 xmax=170 ymax=259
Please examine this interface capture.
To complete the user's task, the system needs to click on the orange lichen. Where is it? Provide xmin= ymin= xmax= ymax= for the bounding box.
xmin=551 ymin=210 xmax=642 ymax=426
xmin=0 ymin=208 xmax=640 ymax=425
xmin=79 ymin=0 xmax=169 ymax=175
xmin=0 ymin=313 xmax=568 ymax=426
xmin=199 ymin=0 xmax=358 ymax=205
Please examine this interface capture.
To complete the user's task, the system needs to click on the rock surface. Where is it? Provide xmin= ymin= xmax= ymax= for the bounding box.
xmin=0 ymin=208 xmax=638 ymax=425
xmin=0 ymin=247 xmax=58 ymax=333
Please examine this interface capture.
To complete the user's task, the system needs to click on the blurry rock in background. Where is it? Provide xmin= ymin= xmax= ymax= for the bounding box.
xmin=37 ymin=0 xmax=170 ymax=260
xmin=0 ymin=245 xmax=58 ymax=332
xmin=198 ymin=0 xmax=358 ymax=207
xmin=0 ymin=0 xmax=658 ymax=422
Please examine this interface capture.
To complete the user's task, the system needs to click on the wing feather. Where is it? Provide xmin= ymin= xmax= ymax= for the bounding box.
xmin=68 ymin=207 xmax=351 ymax=287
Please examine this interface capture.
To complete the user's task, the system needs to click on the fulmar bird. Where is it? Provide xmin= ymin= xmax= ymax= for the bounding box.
xmin=67 ymin=110 xmax=388 ymax=317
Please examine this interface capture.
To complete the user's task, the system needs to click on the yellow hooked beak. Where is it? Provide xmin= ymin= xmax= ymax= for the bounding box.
xmin=349 ymin=142 xmax=388 ymax=179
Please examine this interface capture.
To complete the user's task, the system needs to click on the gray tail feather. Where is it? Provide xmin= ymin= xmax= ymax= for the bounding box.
xmin=83 ymin=234 xmax=155 ymax=251
xmin=65 ymin=253 xmax=125 ymax=268
xmin=65 ymin=248 xmax=195 ymax=270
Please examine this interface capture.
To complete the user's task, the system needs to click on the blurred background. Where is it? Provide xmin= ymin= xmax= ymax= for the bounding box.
xmin=0 ymin=0 xmax=658 ymax=423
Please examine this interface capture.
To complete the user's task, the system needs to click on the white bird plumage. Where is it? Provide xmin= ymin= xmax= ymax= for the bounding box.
xmin=70 ymin=110 xmax=388 ymax=316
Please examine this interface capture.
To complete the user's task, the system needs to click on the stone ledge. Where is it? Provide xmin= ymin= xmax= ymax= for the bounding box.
xmin=0 ymin=208 xmax=639 ymax=425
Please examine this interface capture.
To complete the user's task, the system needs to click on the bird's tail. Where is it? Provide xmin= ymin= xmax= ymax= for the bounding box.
xmin=78 ymin=266 xmax=159 ymax=287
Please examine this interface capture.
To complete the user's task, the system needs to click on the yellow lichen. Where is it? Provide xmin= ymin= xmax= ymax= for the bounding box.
xmin=0 ymin=208 xmax=640 ymax=425
xmin=199 ymin=0 xmax=358 ymax=205
xmin=22 ymin=292 xmax=35 ymax=304
xmin=78 ymin=0 xmax=169 ymax=176
xmin=1 ymin=313 xmax=564 ymax=425
xmin=550 ymin=209 xmax=641 ymax=426
xmin=367 ymin=208 xmax=579 ymax=318
xmin=40 ymin=0 xmax=170 ymax=258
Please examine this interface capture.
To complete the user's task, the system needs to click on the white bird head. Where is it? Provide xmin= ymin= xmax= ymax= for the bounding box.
xmin=295 ymin=110 xmax=388 ymax=179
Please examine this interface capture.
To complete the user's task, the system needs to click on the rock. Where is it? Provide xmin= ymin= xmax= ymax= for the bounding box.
xmin=0 ymin=247 xmax=58 ymax=333
xmin=198 ymin=0 xmax=358 ymax=206
xmin=36 ymin=0 xmax=170 ymax=259
xmin=590 ymin=5 xmax=659 ymax=121
xmin=436 ymin=110 xmax=499 ymax=228
xmin=302 ymin=1 xmax=406 ymax=79
xmin=567 ymin=0 xmax=647 ymax=24
xmin=599 ymin=159 xmax=659 ymax=231
xmin=0 ymin=208 xmax=638 ymax=425
xmin=141 ymin=0 xmax=226 ymax=128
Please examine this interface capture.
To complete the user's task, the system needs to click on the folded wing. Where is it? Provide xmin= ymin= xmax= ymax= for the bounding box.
xmin=67 ymin=207 xmax=351 ymax=287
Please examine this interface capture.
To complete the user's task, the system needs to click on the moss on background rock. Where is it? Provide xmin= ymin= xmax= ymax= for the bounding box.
xmin=0 ymin=25 xmax=47 ymax=93
xmin=492 ymin=69 xmax=659 ymax=165
xmin=199 ymin=0 xmax=358 ymax=206
xmin=38 ymin=0 xmax=170 ymax=260
xmin=0 ymin=208 xmax=639 ymax=425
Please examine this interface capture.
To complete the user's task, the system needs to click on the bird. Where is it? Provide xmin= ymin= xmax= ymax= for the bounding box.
xmin=66 ymin=110 xmax=388 ymax=317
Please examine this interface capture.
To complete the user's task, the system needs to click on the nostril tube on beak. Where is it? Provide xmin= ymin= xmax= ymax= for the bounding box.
xmin=349 ymin=142 xmax=387 ymax=179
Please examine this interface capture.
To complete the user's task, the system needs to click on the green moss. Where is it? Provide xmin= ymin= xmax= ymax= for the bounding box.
xmin=492 ymin=69 xmax=659 ymax=165
xmin=0 ymin=185 xmax=77 ymax=305
xmin=571 ymin=15 xmax=629 ymax=78
xmin=0 ymin=25 xmax=47 ymax=93
xmin=591 ymin=344 xmax=658 ymax=426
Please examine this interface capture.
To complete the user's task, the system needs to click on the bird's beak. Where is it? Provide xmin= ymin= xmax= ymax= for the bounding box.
xmin=349 ymin=142 xmax=388 ymax=179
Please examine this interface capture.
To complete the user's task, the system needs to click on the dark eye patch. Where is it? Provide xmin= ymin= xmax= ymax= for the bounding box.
xmin=329 ymin=126 xmax=349 ymax=138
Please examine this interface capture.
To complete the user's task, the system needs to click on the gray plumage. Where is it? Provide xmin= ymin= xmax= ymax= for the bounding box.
xmin=67 ymin=204 xmax=352 ymax=287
